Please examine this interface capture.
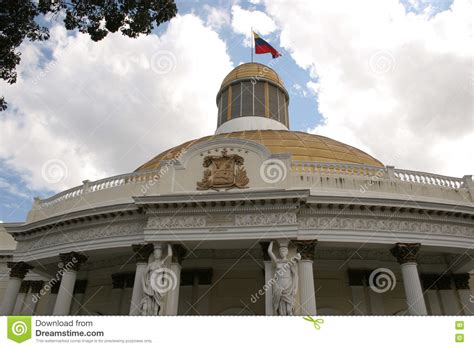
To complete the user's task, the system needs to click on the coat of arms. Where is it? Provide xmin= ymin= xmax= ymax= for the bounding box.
xmin=197 ymin=149 xmax=249 ymax=191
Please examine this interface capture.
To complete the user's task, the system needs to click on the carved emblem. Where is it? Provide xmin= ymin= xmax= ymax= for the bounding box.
xmin=197 ymin=149 xmax=249 ymax=191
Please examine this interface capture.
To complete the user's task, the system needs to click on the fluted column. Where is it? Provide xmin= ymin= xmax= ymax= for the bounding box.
xmin=294 ymin=240 xmax=317 ymax=315
xmin=53 ymin=252 xmax=88 ymax=315
xmin=13 ymin=281 xmax=30 ymax=315
xmin=453 ymin=274 xmax=473 ymax=315
xmin=421 ymin=274 xmax=443 ymax=315
xmin=129 ymin=244 xmax=153 ymax=315
xmin=390 ymin=243 xmax=427 ymax=315
xmin=259 ymin=242 xmax=273 ymax=315
xmin=70 ymin=280 xmax=88 ymax=315
xmin=45 ymin=281 xmax=61 ymax=315
xmin=0 ymin=262 xmax=33 ymax=315
xmin=165 ymin=245 xmax=186 ymax=315
xmin=348 ymin=270 xmax=368 ymax=315
xmin=22 ymin=281 xmax=43 ymax=315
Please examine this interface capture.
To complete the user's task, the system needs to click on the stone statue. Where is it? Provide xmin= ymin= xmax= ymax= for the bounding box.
xmin=139 ymin=243 xmax=172 ymax=316
xmin=268 ymin=240 xmax=300 ymax=315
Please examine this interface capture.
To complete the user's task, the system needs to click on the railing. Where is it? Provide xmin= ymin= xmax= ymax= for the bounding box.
xmin=392 ymin=168 xmax=463 ymax=189
xmin=36 ymin=169 xmax=160 ymax=209
xmin=35 ymin=163 xmax=468 ymax=211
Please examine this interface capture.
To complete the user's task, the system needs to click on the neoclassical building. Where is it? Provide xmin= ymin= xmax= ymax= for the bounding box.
xmin=1 ymin=63 xmax=473 ymax=316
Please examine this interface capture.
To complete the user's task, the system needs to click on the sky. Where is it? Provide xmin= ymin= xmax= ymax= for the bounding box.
xmin=0 ymin=0 xmax=472 ymax=222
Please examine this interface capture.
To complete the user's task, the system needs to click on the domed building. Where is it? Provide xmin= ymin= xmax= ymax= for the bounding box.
xmin=1 ymin=62 xmax=473 ymax=316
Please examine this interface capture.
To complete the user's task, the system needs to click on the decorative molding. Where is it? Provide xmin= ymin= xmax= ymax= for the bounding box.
xmin=235 ymin=212 xmax=297 ymax=226
xmin=59 ymin=252 xmax=88 ymax=271
xmin=293 ymin=240 xmax=318 ymax=260
xmin=146 ymin=216 xmax=206 ymax=229
xmin=15 ymin=221 xmax=145 ymax=252
xmin=390 ymin=243 xmax=421 ymax=264
xmin=299 ymin=216 xmax=474 ymax=237
xmin=7 ymin=262 xmax=34 ymax=279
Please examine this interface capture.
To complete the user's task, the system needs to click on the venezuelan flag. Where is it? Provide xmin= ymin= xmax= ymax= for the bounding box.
xmin=253 ymin=31 xmax=281 ymax=58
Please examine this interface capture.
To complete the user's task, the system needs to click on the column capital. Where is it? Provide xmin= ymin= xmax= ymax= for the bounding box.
xmin=453 ymin=273 xmax=470 ymax=290
xmin=111 ymin=273 xmax=125 ymax=289
xmin=390 ymin=243 xmax=421 ymax=264
xmin=59 ymin=252 xmax=88 ymax=272
xmin=420 ymin=274 xmax=439 ymax=290
xmin=73 ymin=280 xmax=88 ymax=294
xmin=19 ymin=281 xmax=31 ymax=293
xmin=7 ymin=262 xmax=33 ymax=279
xmin=171 ymin=244 xmax=187 ymax=264
xmin=30 ymin=281 xmax=44 ymax=294
xmin=292 ymin=240 xmax=318 ymax=260
xmin=131 ymin=243 xmax=154 ymax=263
xmin=348 ymin=269 xmax=368 ymax=286
xmin=259 ymin=242 xmax=270 ymax=261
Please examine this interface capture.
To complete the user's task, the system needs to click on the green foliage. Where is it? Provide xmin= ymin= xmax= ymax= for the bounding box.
xmin=0 ymin=0 xmax=178 ymax=111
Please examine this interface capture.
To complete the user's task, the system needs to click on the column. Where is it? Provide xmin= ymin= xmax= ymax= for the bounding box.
xmin=0 ymin=262 xmax=33 ymax=315
xmin=13 ymin=281 xmax=30 ymax=315
xmin=390 ymin=243 xmax=427 ymax=315
xmin=453 ymin=273 xmax=474 ymax=315
xmin=22 ymin=281 xmax=43 ymax=315
xmin=70 ymin=280 xmax=88 ymax=315
xmin=111 ymin=273 xmax=125 ymax=314
xmin=129 ymin=244 xmax=153 ymax=315
xmin=260 ymin=242 xmax=273 ymax=315
xmin=437 ymin=275 xmax=462 ymax=315
xmin=165 ymin=245 xmax=186 ymax=315
xmin=421 ymin=274 xmax=443 ymax=315
xmin=348 ymin=270 xmax=368 ymax=315
xmin=121 ymin=273 xmax=135 ymax=314
xmin=294 ymin=240 xmax=318 ymax=315
xmin=45 ymin=281 xmax=61 ymax=315
xmin=53 ymin=252 xmax=88 ymax=315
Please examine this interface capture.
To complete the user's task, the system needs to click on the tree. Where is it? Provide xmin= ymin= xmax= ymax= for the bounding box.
xmin=0 ymin=0 xmax=177 ymax=111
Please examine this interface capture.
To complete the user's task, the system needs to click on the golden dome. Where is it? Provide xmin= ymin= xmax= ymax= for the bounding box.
xmin=135 ymin=130 xmax=383 ymax=171
xmin=220 ymin=63 xmax=286 ymax=91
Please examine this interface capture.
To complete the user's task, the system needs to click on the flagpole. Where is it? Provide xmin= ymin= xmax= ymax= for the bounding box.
xmin=251 ymin=27 xmax=254 ymax=63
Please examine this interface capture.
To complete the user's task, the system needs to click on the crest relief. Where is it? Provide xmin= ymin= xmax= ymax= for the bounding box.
xmin=197 ymin=149 xmax=250 ymax=191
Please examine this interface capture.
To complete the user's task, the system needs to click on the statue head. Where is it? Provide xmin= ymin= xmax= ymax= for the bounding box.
xmin=153 ymin=247 xmax=163 ymax=260
xmin=279 ymin=246 xmax=289 ymax=258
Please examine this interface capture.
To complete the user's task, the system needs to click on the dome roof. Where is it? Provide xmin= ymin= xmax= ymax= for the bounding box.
xmin=220 ymin=62 xmax=286 ymax=91
xmin=135 ymin=130 xmax=383 ymax=171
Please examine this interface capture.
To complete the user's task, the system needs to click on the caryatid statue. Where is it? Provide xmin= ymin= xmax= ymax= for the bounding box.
xmin=268 ymin=240 xmax=301 ymax=315
xmin=139 ymin=243 xmax=172 ymax=316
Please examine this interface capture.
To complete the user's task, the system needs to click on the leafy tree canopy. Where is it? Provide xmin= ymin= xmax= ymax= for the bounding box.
xmin=0 ymin=0 xmax=178 ymax=111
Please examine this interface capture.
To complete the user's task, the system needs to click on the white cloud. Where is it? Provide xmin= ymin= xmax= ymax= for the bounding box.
xmin=231 ymin=5 xmax=277 ymax=46
xmin=0 ymin=14 xmax=233 ymax=192
xmin=204 ymin=5 xmax=231 ymax=30
xmin=263 ymin=0 xmax=473 ymax=176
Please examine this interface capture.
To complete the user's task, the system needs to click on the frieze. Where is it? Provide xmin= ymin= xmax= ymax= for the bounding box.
xmin=15 ymin=221 xmax=145 ymax=252
xmin=299 ymin=216 xmax=474 ymax=237
xmin=146 ymin=216 xmax=206 ymax=229
xmin=235 ymin=213 xmax=297 ymax=226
